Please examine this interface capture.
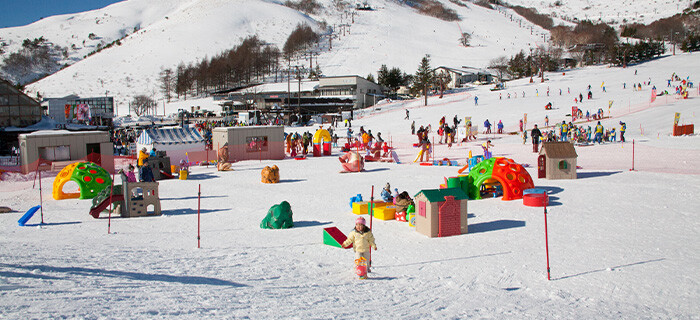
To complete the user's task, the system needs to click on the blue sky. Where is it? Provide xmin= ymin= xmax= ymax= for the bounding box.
xmin=0 ymin=0 xmax=123 ymax=28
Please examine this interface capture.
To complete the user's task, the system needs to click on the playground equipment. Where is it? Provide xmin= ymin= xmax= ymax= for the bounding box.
xmin=53 ymin=162 xmax=112 ymax=200
xmin=323 ymin=226 xmax=352 ymax=248
xmin=465 ymin=157 xmax=534 ymax=200
xmin=145 ymin=151 xmax=173 ymax=180
xmin=18 ymin=205 xmax=41 ymax=226
xmin=349 ymin=194 xmax=363 ymax=208
xmin=414 ymin=188 xmax=469 ymax=237
xmin=458 ymin=155 xmax=484 ymax=174
xmin=313 ymin=129 xmax=332 ymax=157
xmin=89 ymin=173 xmax=161 ymax=218
xmin=261 ymin=165 xmax=280 ymax=183
xmin=339 ymin=151 xmax=364 ymax=172
xmin=260 ymin=201 xmax=294 ymax=229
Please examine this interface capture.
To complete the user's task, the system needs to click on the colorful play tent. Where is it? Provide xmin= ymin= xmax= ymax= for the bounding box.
xmin=53 ymin=162 xmax=112 ymax=200
xmin=465 ymin=157 xmax=534 ymax=200
xmin=136 ymin=127 xmax=205 ymax=165
xmin=312 ymin=129 xmax=332 ymax=156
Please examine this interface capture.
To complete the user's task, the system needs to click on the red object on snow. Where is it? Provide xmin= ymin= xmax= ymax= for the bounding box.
xmin=523 ymin=192 xmax=548 ymax=207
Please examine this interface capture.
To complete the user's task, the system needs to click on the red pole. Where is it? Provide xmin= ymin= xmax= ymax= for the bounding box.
xmin=197 ymin=184 xmax=201 ymax=248
xmin=108 ymin=172 xmax=114 ymax=234
xmin=544 ymin=204 xmax=551 ymax=280
xmin=630 ymin=139 xmax=635 ymax=171
xmin=38 ymin=168 xmax=44 ymax=224
xmin=369 ymin=185 xmax=374 ymax=268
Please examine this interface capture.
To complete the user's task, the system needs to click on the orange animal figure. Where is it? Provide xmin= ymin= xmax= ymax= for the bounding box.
xmin=217 ymin=144 xmax=233 ymax=171
xmin=261 ymin=165 xmax=280 ymax=183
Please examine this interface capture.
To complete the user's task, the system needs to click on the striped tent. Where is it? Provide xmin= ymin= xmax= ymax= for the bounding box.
xmin=136 ymin=127 xmax=206 ymax=164
xmin=137 ymin=127 xmax=204 ymax=145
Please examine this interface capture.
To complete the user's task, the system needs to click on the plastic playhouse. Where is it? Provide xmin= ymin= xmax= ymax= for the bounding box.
xmin=89 ymin=173 xmax=161 ymax=218
xmin=53 ymin=162 xmax=112 ymax=200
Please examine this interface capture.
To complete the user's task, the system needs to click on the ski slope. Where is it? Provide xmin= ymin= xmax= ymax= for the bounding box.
xmin=1 ymin=52 xmax=699 ymax=318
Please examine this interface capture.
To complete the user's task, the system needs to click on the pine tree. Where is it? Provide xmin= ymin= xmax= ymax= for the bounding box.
xmin=414 ymin=55 xmax=433 ymax=106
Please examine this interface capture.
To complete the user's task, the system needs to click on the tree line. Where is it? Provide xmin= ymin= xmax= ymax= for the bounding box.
xmin=160 ymin=23 xmax=321 ymax=102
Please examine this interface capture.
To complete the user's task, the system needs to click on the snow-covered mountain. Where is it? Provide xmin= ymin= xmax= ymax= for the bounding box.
xmin=0 ymin=0 xmax=687 ymax=115
xmin=1 ymin=0 xmax=552 ymax=111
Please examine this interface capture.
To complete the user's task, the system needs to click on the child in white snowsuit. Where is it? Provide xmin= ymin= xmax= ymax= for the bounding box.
xmin=342 ymin=217 xmax=377 ymax=272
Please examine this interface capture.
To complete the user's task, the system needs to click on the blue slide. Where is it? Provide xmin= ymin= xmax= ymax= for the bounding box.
xmin=18 ymin=205 xmax=41 ymax=226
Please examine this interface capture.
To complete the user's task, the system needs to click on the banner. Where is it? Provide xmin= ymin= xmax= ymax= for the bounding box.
xmin=64 ymin=104 xmax=71 ymax=119
xmin=571 ymin=106 xmax=578 ymax=121
xmin=674 ymin=112 xmax=681 ymax=126
xmin=457 ymin=127 xmax=467 ymax=141
xmin=76 ymin=104 xmax=90 ymax=121
xmin=651 ymin=88 xmax=657 ymax=102
xmin=523 ymin=113 xmax=527 ymax=131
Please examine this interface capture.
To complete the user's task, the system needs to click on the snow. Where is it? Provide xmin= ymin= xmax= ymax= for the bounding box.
xmin=2 ymin=51 xmax=700 ymax=318
xmin=3 ymin=0 xmax=555 ymax=115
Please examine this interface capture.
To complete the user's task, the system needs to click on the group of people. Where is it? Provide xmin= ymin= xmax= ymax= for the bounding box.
xmin=529 ymin=120 xmax=627 ymax=152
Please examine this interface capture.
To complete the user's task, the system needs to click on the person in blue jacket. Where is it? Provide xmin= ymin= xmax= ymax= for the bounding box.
xmin=497 ymin=120 xmax=504 ymax=134
xmin=484 ymin=119 xmax=491 ymax=134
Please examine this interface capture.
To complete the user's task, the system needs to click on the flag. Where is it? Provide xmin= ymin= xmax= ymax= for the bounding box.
xmin=651 ymin=88 xmax=657 ymax=102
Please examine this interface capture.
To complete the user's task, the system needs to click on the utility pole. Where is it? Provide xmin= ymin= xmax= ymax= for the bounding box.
xmin=296 ymin=66 xmax=301 ymax=114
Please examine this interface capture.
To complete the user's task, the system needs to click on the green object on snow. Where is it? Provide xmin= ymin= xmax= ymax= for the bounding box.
xmin=71 ymin=162 xmax=112 ymax=199
xmin=260 ymin=201 xmax=294 ymax=229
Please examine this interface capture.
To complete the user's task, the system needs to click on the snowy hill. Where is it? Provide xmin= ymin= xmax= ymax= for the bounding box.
xmin=505 ymin=0 xmax=692 ymax=26
xmin=1 ymin=0 xmax=553 ymax=113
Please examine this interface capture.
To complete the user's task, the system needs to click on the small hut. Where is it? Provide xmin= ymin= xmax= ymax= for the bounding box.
xmin=538 ymin=142 xmax=577 ymax=179
xmin=413 ymin=188 xmax=468 ymax=238
xmin=212 ymin=126 xmax=285 ymax=161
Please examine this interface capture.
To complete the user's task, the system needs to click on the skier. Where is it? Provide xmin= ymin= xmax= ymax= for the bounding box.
xmin=411 ymin=121 xmax=415 ymax=135
xmin=474 ymin=96 xmax=478 ymax=106
xmin=405 ymin=109 xmax=410 ymax=120
xmin=497 ymin=120 xmax=504 ymax=134
xmin=595 ymin=121 xmax=604 ymax=144
xmin=619 ymin=121 xmax=626 ymax=142
xmin=484 ymin=119 xmax=491 ymax=134
xmin=342 ymin=217 xmax=377 ymax=273
xmin=560 ymin=121 xmax=568 ymax=142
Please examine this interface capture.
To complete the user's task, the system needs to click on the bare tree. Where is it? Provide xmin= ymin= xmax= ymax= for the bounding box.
xmin=487 ymin=56 xmax=510 ymax=82
xmin=159 ymin=68 xmax=174 ymax=102
xmin=131 ymin=95 xmax=156 ymax=116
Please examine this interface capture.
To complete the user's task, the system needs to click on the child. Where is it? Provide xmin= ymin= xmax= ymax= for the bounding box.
xmin=342 ymin=217 xmax=377 ymax=272
xmin=126 ymin=164 xmax=137 ymax=182
xmin=381 ymin=183 xmax=393 ymax=202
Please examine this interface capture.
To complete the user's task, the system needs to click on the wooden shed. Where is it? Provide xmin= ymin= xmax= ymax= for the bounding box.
xmin=413 ymin=188 xmax=468 ymax=238
xmin=212 ymin=126 xmax=285 ymax=162
xmin=538 ymin=142 xmax=577 ymax=180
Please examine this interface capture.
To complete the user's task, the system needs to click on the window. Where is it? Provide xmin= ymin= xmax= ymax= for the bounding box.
xmin=246 ymin=136 xmax=268 ymax=152
xmin=39 ymin=145 xmax=71 ymax=161
xmin=558 ymin=160 xmax=568 ymax=170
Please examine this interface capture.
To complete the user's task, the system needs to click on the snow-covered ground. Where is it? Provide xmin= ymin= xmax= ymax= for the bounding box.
xmin=1 ymin=52 xmax=699 ymax=318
